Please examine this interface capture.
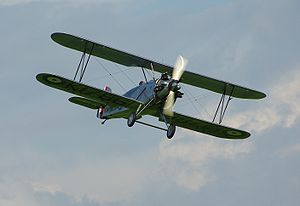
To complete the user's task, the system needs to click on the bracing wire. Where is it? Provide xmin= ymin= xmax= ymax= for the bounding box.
xmin=113 ymin=64 xmax=136 ymax=86
xmin=181 ymin=86 xmax=213 ymax=119
xmin=181 ymin=86 xmax=203 ymax=117
xmin=85 ymin=67 xmax=133 ymax=84
xmin=176 ymin=92 xmax=213 ymax=107
xmin=94 ymin=58 xmax=127 ymax=91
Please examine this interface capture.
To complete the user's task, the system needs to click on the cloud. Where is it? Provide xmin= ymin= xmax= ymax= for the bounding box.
xmin=226 ymin=67 xmax=300 ymax=133
xmin=278 ymin=143 xmax=300 ymax=158
xmin=30 ymin=182 xmax=62 ymax=195
xmin=0 ymin=0 xmax=33 ymax=6
xmin=158 ymin=131 xmax=253 ymax=190
xmin=33 ymin=190 xmax=107 ymax=206
xmin=0 ymin=151 xmax=156 ymax=206
xmin=271 ymin=69 xmax=300 ymax=127
xmin=0 ymin=0 xmax=130 ymax=6
xmin=28 ymin=153 xmax=157 ymax=205
xmin=0 ymin=178 xmax=107 ymax=206
xmin=0 ymin=178 xmax=39 ymax=206
xmin=155 ymin=66 xmax=300 ymax=192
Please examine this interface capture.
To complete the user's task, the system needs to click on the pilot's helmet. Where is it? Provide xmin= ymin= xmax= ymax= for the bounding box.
xmin=139 ymin=81 xmax=145 ymax=85
xmin=161 ymin=72 xmax=169 ymax=80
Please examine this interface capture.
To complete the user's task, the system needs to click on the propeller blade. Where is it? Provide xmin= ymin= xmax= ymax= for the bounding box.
xmin=172 ymin=55 xmax=188 ymax=81
xmin=163 ymin=91 xmax=175 ymax=116
xmin=163 ymin=55 xmax=188 ymax=116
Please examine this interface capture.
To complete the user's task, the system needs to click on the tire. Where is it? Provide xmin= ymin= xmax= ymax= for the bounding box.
xmin=167 ymin=124 xmax=176 ymax=139
xmin=127 ymin=112 xmax=136 ymax=127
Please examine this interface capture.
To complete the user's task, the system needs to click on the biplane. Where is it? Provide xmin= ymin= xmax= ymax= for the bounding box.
xmin=36 ymin=32 xmax=266 ymax=139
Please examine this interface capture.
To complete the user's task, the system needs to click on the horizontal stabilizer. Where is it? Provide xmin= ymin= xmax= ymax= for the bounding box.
xmin=69 ymin=97 xmax=104 ymax=109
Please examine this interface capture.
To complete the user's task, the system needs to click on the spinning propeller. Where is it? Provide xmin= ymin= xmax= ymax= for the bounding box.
xmin=163 ymin=55 xmax=188 ymax=116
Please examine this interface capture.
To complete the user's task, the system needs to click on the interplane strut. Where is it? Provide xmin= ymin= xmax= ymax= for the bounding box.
xmin=73 ymin=42 xmax=95 ymax=82
xmin=212 ymin=84 xmax=235 ymax=124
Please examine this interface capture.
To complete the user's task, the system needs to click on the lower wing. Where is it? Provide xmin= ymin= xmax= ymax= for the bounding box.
xmin=160 ymin=112 xmax=250 ymax=139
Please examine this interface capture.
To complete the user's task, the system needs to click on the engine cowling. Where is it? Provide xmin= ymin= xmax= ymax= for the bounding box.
xmin=155 ymin=79 xmax=170 ymax=99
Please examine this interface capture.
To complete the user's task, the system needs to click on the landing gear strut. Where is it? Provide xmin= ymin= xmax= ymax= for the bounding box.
xmin=127 ymin=112 xmax=136 ymax=127
xmin=160 ymin=113 xmax=176 ymax=139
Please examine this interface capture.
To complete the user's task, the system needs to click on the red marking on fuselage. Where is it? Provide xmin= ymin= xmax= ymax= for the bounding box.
xmin=98 ymin=85 xmax=112 ymax=119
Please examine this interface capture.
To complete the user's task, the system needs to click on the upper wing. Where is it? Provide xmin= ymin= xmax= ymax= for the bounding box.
xmin=161 ymin=112 xmax=250 ymax=139
xmin=36 ymin=73 xmax=143 ymax=109
xmin=51 ymin=32 xmax=266 ymax=100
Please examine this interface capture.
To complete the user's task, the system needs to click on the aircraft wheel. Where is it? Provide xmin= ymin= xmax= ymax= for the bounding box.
xmin=167 ymin=124 xmax=176 ymax=139
xmin=127 ymin=112 xmax=136 ymax=127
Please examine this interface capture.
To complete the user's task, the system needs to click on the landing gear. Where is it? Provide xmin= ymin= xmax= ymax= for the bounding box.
xmin=160 ymin=112 xmax=176 ymax=139
xmin=167 ymin=124 xmax=176 ymax=139
xmin=127 ymin=112 xmax=136 ymax=127
xmin=127 ymin=104 xmax=176 ymax=139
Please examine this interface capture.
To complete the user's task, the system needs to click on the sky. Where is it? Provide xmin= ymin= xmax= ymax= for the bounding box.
xmin=0 ymin=0 xmax=300 ymax=205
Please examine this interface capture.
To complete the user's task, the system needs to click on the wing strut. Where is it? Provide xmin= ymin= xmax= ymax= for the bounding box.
xmin=141 ymin=67 xmax=148 ymax=83
xmin=141 ymin=63 xmax=155 ymax=82
xmin=212 ymin=84 xmax=235 ymax=124
xmin=150 ymin=62 xmax=156 ymax=81
xmin=73 ymin=42 xmax=95 ymax=82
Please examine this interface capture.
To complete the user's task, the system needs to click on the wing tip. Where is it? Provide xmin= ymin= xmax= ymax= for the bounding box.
xmin=51 ymin=32 xmax=79 ymax=46
xmin=260 ymin=92 xmax=267 ymax=99
xmin=223 ymin=129 xmax=250 ymax=139
xmin=237 ymin=90 xmax=266 ymax=100
xmin=254 ymin=91 xmax=267 ymax=100
xmin=51 ymin=32 xmax=62 ymax=42
xmin=36 ymin=72 xmax=47 ymax=83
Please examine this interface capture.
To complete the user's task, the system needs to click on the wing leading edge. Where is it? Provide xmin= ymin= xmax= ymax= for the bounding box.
xmin=51 ymin=32 xmax=266 ymax=100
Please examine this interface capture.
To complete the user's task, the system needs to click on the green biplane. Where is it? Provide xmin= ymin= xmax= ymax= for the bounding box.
xmin=36 ymin=32 xmax=266 ymax=139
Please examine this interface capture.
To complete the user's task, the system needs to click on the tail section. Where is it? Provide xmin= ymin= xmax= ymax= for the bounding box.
xmin=96 ymin=86 xmax=112 ymax=119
